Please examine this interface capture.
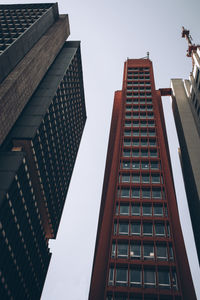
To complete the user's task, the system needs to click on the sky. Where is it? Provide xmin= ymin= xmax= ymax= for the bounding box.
xmin=2 ymin=0 xmax=200 ymax=299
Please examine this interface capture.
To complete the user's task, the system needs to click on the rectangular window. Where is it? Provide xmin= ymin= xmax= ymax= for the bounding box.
xmin=121 ymin=188 xmax=130 ymax=198
xmin=142 ymin=188 xmax=151 ymax=199
xmin=143 ymin=223 xmax=153 ymax=236
xmin=130 ymin=244 xmax=141 ymax=259
xmin=132 ymin=149 xmax=139 ymax=157
xmin=119 ymin=222 xmax=129 ymax=235
xmin=141 ymin=149 xmax=148 ymax=157
xmin=154 ymin=205 xmax=163 ymax=216
xmin=116 ymin=268 xmax=128 ymax=286
xmin=115 ymin=203 xmax=119 ymax=215
xmin=131 ymin=204 xmax=140 ymax=216
xmin=132 ymin=188 xmax=140 ymax=198
xmin=172 ymin=271 xmax=178 ymax=290
xmin=158 ymin=270 xmax=170 ymax=289
xmin=151 ymin=174 xmax=160 ymax=183
xmin=133 ymin=129 xmax=139 ymax=136
xmin=132 ymin=173 xmax=140 ymax=183
xmin=156 ymin=245 xmax=167 ymax=260
xmin=142 ymin=205 xmax=152 ymax=216
xmin=131 ymin=223 xmax=141 ymax=235
xmin=143 ymin=244 xmax=154 ymax=260
xmin=141 ymin=130 xmax=147 ymax=136
xmin=169 ymin=245 xmax=174 ymax=260
xmin=149 ymin=138 xmax=156 ymax=145
xmin=123 ymin=149 xmax=131 ymax=157
xmin=144 ymin=270 xmax=156 ymax=288
xmin=124 ymin=130 xmax=131 ymax=136
xmin=141 ymin=139 xmax=148 ymax=146
xmin=152 ymin=188 xmax=162 ymax=199
xmin=108 ymin=267 xmax=114 ymax=285
xmin=125 ymin=121 xmax=131 ymax=127
xmin=120 ymin=203 xmax=129 ymax=215
xmin=114 ymin=222 xmax=117 ymax=235
xmin=132 ymin=161 xmax=140 ymax=169
xmin=121 ymin=174 xmax=130 ymax=183
xmin=111 ymin=242 xmax=116 ymax=258
xmin=122 ymin=161 xmax=130 ymax=169
xmin=155 ymin=223 xmax=165 ymax=236
xmin=141 ymin=174 xmax=149 ymax=185
xmin=132 ymin=138 xmax=139 ymax=146
xmin=124 ymin=139 xmax=131 ymax=146
xmin=151 ymin=161 xmax=159 ymax=169
xmin=133 ymin=121 xmax=139 ymax=127
xmin=117 ymin=243 xmax=128 ymax=258
xmin=141 ymin=161 xmax=149 ymax=169
xmin=130 ymin=269 xmax=142 ymax=287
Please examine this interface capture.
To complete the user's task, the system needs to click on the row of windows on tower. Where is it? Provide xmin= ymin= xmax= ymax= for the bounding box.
xmin=111 ymin=241 xmax=173 ymax=261
xmin=124 ymin=138 xmax=157 ymax=147
xmin=125 ymin=113 xmax=154 ymax=119
xmin=124 ymin=122 xmax=155 ymax=129
xmin=117 ymin=187 xmax=164 ymax=199
xmin=123 ymin=149 xmax=158 ymax=158
xmin=121 ymin=160 xmax=160 ymax=170
xmin=125 ymin=105 xmax=153 ymax=111
xmin=108 ymin=267 xmax=178 ymax=290
xmin=127 ymin=93 xmax=152 ymax=98
xmin=115 ymin=203 xmax=167 ymax=217
xmin=128 ymin=67 xmax=149 ymax=72
xmin=124 ymin=129 xmax=156 ymax=137
xmin=113 ymin=221 xmax=170 ymax=237
xmin=126 ymin=99 xmax=152 ymax=104
xmin=119 ymin=173 xmax=163 ymax=184
xmin=127 ymin=87 xmax=151 ymax=92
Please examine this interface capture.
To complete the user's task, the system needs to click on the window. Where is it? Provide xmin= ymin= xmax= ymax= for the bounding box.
xmin=132 ymin=138 xmax=139 ymax=146
xmin=121 ymin=188 xmax=130 ymax=198
xmin=116 ymin=268 xmax=128 ymax=286
xmin=125 ymin=121 xmax=131 ymax=127
xmin=152 ymin=188 xmax=162 ymax=199
xmin=143 ymin=223 xmax=153 ymax=236
xmin=130 ymin=269 xmax=142 ymax=287
xmin=111 ymin=242 xmax=116 ymax=258
xmin=156 ymin=245 xmax=167 ymax=260
xmin=115 ymin=203 xmax=119 ymax=215
xmin=155 ymin=223 xmax=165 ymax=236
xmin=131 ymin=223 xmax=141 ymax=235
xmin=141 ymin=129 xmax=147 ymax=136
xmin=158 ymin=270 xmax=170 ymax=289
xmin=141 ymin=139 xmax=148 ymax=146
xmin=119 ymin=222 xmax=129 ymax=235
xmin=108 ymin=267 xmax=114 ymax=285
xmin=117 ymin=243 xmax=128 ymax=258
xmin=144 ymin=244 xmax=154 ymax=260
xmin=151 ymin=161 xmax=159 ymax=169
xmin=121 ymin=174 xmax=130 ymax=183
xmin=141 ymin=161 xmax=149 ymax=169
xmin=132 ymin=173 xmax=140 ymax=183
xmin=132 ymin=149 xmax=139 ymax=157
xmin=130 ymin=244 xmax=141 ymax=259
xmin=132 ymin=188 xmax=140 ymax=198
xmin=142 ymin=174 xmax=150 ymax=183
xmin=122 ymin=161 xmax=130 ymax=169
xmin=144 ymin=270 xmax=156 ymax=288
xmin=154 ymin=205 xmax=163 ymax=216
xmin=124 ymin=139 xmax=131 ymax=146
xmin=169 ymin=245 xmax=174 ymax=261
xmin=131 ymin=204 xmax=140 ymax=216
xmin=123 ymin=149 xmax=131 ymax=157
xmin=150 ymin=149 xmax=157 ymax=157
xmin=140 ymin=121 xmax=147 ymax=127
xmin=172 ymin=271 xmax=178 ymax=290
xmin=142 ymin=188 xmax=151 ymax=198
xmin=151 ymin=174 xmax=160 ymax=183
xmin=133 ymin=129 xmax=139 ymax=136
xmin=132 ymin=161 xmax=140 ymax=169
xmin=141 ymin=149 xmax=148 ymax=157
xmin=124 ymin=130 xmax=131 ymax=136
xmin=114 ymin=222 xmax=117 ymax=235
xmin=149 ymin=138 xmax=156 ymax=145
xmin=120 ymin=204 xmax=129 ymax=215
xmin=142 ymin=205 xmax=152 ymax=216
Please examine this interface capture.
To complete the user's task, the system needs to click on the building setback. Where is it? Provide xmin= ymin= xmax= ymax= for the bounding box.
xmin=171 ymin=28 xmax=200 ymax=264
xmin=89 ymin=59 xmax=196 ymax=300
xmin=0 ymin=3 xmax=86 ymax=299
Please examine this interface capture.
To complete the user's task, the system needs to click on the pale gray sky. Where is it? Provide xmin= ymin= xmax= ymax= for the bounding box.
xmin=2 ymin=0 xmax=200 ymax=299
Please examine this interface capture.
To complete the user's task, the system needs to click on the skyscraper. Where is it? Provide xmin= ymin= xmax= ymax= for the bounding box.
xmin=171 ymin=27 xmax=200 ymax=264
xmin=0 ymin=3 xmax=86 ymax=299
xmin=89 ymin=58 xmax=196 ymax=300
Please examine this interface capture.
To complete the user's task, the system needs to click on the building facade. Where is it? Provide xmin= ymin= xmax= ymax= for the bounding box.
xmin=0 ymin=3 xmax=86 ymax=299
xmin=171 ymin=30 xmax=200 ymax=263
xmin=89 ymin=59 xmax=196 ymax=300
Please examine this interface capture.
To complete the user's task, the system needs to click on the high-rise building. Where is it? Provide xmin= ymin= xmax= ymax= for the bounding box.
xmin=0 ymin=3 xmax=86 ymax=299
xmin=171 ymin=27 xmax=200 ymax=264
xmin=89 ymin=58 xmax=196 ymax=300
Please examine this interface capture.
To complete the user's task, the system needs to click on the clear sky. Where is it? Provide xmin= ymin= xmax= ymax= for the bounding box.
xmin=2 ymin=0 xmax=200 ymax=299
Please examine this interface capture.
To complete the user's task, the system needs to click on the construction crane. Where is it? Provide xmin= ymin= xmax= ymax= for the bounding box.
xmin=182 ymin=26 xmax=199 ymax=57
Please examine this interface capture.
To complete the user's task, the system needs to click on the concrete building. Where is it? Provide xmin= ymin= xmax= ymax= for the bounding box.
xmin=0 ymin=3 xmax=86 ymax=299
xmin=89 ymin=58 xmax=196 ymax=300
xmin=171 ymin=28 xmax=200 ymax=264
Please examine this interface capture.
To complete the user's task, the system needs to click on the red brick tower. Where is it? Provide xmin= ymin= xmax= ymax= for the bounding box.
xmin=89 ymin=59 xmax=196 ymax=300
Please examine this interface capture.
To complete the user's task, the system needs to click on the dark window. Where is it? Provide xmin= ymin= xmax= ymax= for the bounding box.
xmin=120 ymin=203 xmax=129 ymax=215
xmin=132 ymin=161 xmax=140 ymax=169
xmin=144 ymin=244 xmax=154 ymax=260
xmin=143 ymin=205 xmax=152 ymax=216
xmin=117 ymin=243 xmax=128 ymax=258
xmin=130 ymin=244 xmax=141 ymax=259
xmin=132 ymin=188 xmax=140 ymax=198
xmin=154 ymin=205 xmax=163 ymax=216
xmin=122 ymin=161 xmax=130 ymax=169
xmin=130 ymin=269 xmax=142 ymax=287
xmin=144 ymin=270 xmax=156 ymax=288
xmin=121 ymin=188 xmax=130 ymax=198
xmin=142 ymin=174 xmax=150 ymax=183
xmin=156 ymin=245 xmax=167 ymax=260
xmin=143 ymin=223 xmax=153 ymax=236
xmin=116 ymin=268 xmax=128 ymax=286
xmin=131 ymin=204 xmax=140 ymax=216
xmin=111 ymin=242 xmax=116 ymax=258
xmin=131 ymin=223 xmax=141 ymax=235
xmin=155 ymin=223 xmax=165 ymax=236
xmin=121 ymin=174 xmax=130 ymax=183
xmin=119 ymin=222 xmax=129 ymax=235
xmin=132 ymin=173 xmax=140 ymax=183
xmin=108 ymin=267 xmax=114 ymax=285
xmin=142 ymin=188 xmax=151 ymax=198
xmin=141 ymin=161 xmax=149 ymax=169
xmin=158 ymin=271 xmax=170 ymax=288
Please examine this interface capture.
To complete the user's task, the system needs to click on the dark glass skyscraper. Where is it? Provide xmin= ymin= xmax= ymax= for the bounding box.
xmin=0 ymin=3 xmax=86 ymax=299
xmin=89 ymin=59 xmax=196 ymax=300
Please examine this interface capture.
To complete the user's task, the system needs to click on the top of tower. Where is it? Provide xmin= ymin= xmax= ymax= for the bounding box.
xmin=182 ymin=26 xmax=200 ymax=57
